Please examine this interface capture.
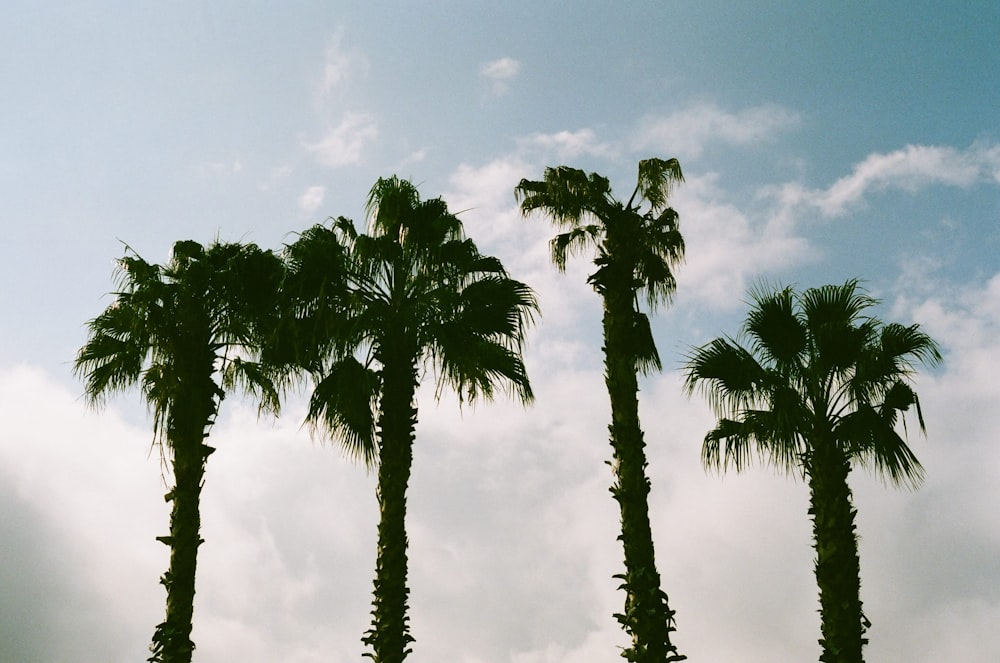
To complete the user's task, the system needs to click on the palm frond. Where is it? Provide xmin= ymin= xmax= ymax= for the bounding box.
xmin=75 ymin=301 xmax=153 ymax=403
xmin=632 ymin=312 xmax=662 ymax=375
xmin=836 ymin=403 xmax=925 ymax=489
xmin=515 ymin=166 xmax=610 ymax=228
xmin=272 ymin=222 xmax=354 ymax=371
xmin=221 ymin=357 xmax=281 ymax=416
xmin=446 ymin=276 xmax=538 ymax=339
xmin=631 ymin=157 xmax=684 ymax=212
xmin=743 ymin=284 xmax=806 ymax=367
xmin=683 ymin=336 xmax=768 ymax=415
xmin=432 ymin=331 xmax=533 ymax=405
xmin=878 ymin=322 xmax=943 ymax=371
xmin=366 ymin=176 xmax=421 ymax=236
xmin=550 ymin=226 xmax=602 ymax=272
xmin=307 ymin=357 xmax=379 ymax=467
xmin=428 ymin=274 xmax=537 ymax=405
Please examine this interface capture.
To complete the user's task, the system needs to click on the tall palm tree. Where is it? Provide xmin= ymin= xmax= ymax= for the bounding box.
xmin=516 ymin=159 xmax=686 ymax=663
xmin=683 ymin=280 xmax=941 ymax=663
xmin=74 ymin=240 xmax=283 ymax=663
xmin=281 ymin=177 xmax=537 ymax=663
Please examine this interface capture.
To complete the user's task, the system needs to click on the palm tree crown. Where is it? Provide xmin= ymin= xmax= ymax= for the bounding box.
xmin=353 ymin=175 xmax=536 ymax=404
xmin=683 ymin=280 xmax=941 ymax=663
xmin=516 ymin=158 xmax=684 ymax=307
xmin=684 ymin=280 xmax=941 ymax=485
xmin=76 ymin=240 xmax=283 ymax=424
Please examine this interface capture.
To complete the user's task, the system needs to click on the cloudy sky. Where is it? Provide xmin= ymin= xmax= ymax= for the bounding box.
xmin=2 ymin=3 xmax=998 ymax=661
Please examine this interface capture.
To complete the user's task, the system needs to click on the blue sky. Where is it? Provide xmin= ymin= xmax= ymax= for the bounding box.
xmin=1 ymin=3 xmax=998 ymax=662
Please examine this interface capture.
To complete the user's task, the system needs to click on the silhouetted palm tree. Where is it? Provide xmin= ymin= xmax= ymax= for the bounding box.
xmin=683 ymin=280 xmax=941 ymax=663
xmin=516 ymin=159 xmax=686 ymax=663
xmin=75 ymin=240 xmax=283 ymax=663
xmin=282 ymin=177 xmax=537 ymax=663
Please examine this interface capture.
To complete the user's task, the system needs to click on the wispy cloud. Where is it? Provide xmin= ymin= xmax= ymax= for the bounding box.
xmin=316 ymin=30 xmax=367 ymax=102
xmin=634 ymin=103 xmax=801 ymax=160
xmin=673 ymin=174 xmax=817 ymax=310
xmin=444 ymin=155 xmax=601 ymax=335
xmin=772 ymin=142 xmax=1000 ymax=217
xmin=480 ymin=57 xmax=521 ymax=96
xmin=397 ymin=148 xmax=429 ymax=170
xmin=305 ymin=112 xmax=378 ymax=167
xmin=193 ymin=160 xmax=244 ymax=178
xmin=519 ymin=128 xmax=620 ymax=160
xmin=298 ymin=185 xmax=326 ymax=215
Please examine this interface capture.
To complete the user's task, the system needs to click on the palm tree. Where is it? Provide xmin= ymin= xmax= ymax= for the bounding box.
xmin=74 ymin=240 xmax=283 ymax=663
xmin=516 ymin=159 xmax=686 ymax=663
xmin=281 ymin=177 xmax=537 ymax=663
xmin=683 ymin=280 xmax=941 ymax=663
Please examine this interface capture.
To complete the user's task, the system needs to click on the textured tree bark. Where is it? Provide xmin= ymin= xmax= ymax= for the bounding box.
xmin=807 ymin=436 xmax=867 ymax=663
xmin=363 ymin=350 xmax=419 ymax=663
xmin=602 ymin=274 xmax=684 ymax=663
xmin=149 ymin=357 xmax=218 ymax=663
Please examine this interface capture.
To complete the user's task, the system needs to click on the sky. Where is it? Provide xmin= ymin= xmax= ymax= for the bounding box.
xmin=1 ymin=2 xmax=998 ymax=661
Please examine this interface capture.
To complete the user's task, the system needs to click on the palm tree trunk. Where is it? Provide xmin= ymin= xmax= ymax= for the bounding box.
xmin=363 ymin=352 xmax=419 ymax=663
xmin=807 ymin=436 xmax=867 ymax=663
xmin=149 ymin=365 xmax=218 ymax=663
xmin=602 ymin=283 xmax=684 ymax=663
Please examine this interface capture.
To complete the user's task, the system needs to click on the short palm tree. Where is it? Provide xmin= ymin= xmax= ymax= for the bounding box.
xmin=683 ymin=280 xmax=941 ymax=663
xmin=516 ymin=159 xmax=686 ymax=663
xmin=282 ymin=177 xmax=537 ymax=663
xmin=74 ymin=240 xmax=283 ymax=663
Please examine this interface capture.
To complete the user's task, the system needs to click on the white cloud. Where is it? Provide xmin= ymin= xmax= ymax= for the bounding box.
xmin=0 ymin=364 xmax=379 ymax=663
xmin=194 ymin=159 xmax=244 ymax=177
xmin=257 ymin=163 xmax=293 ymax=193
xmin=981 ymin=141 xmax=1000 ymax=183
xmin=395 ymin=148 xmax=429 ymax=170
xmin=672 ymin=173 xmax=817 ymax=310
xmin=405 ymin=148 xmax=427 ymax=163
xmin=444 ymin=147 xmax=817 ymax=321
xmin=634 ymin=103 xmax=801 ymax=160
xmin=815 ymin=144 xmax=982 ymax=215
xmin=316 ymin=30 xmax=366 ymax=102
xmin=6 ymin=265 xmax=1000 ymax=663
xmin=298 ymin=185 xmax=326 ymax=215
xmin=444 ymin=156 xmax=600 ymax=335
xmin=305 ymin=112 xmax=378 ymax=167
xmin=893 ymin=271 xmax=1000 ymax=401
xmin=480 ymin=57 xmax=521 ymax=95
xmin=446 ymin=156 xmax=531 ymax=219
xmin=851 ymin=271 xmax=1000 ymax=662
xmin=0 ymin=365 xmax=167 ymax=661
xmin=771 ymin=142 xmax=1000 ymax=217
xmin=519 ymin=128 xmax=620 ymax=160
